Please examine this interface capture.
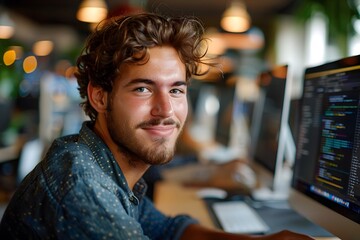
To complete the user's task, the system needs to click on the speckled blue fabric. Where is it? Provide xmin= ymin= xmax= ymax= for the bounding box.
xmin=0 ymin=121 xmax=197 ymax=239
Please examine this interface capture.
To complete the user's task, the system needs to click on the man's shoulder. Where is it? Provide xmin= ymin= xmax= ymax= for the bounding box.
xmin=51 ymin=134 xmax=83 ymax=149
xmin=45 ymin=134 xmax=92 ymax=160
xmin=39 ymin=134 xmax=98 ymax=189
xmin=45 ymin=134 xmax=97 ymax=172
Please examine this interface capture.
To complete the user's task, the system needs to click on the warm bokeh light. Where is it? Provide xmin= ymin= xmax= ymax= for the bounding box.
xmin=206 ymin=35 xmax=227 ymax=56
xmin=221 ymin=16 xmax=250 ymax=33
xmin=221 ymin=0 xmax=251 ymax=33
xmin=33 ymin=40 xmax=54 ymax=56
xmin=23 ymin=56 xmax=38 ymax=73
xmin=65 ymin=66 xmax=76 ymax=79
xmin=3 ymin=50 xmax=16 ymax=66
xmin=0 ymin=13 xmax=15 ymax=39
xmin=76 ymin=0 xmax=108 ymax=23
xmin=0 ymin=25 xmax=14 ymax=39
xmin=205 ymin=32 xmax=264 ymax=51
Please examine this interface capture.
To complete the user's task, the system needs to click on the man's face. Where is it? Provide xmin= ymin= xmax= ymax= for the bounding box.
xmin=105 ymin=46 xmax=188 ymax=166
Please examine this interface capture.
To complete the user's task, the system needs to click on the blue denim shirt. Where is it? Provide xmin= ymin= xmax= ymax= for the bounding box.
xmin=0 ymin=121 xmax=197 ymax=239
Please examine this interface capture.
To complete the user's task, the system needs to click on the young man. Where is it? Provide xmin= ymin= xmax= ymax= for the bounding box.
xmin=0 ymin=13 xmax=312 ymax=239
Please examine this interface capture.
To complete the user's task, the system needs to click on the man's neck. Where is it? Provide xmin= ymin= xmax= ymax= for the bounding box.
xmin=112 ymin=150 xmax=150 ymax=189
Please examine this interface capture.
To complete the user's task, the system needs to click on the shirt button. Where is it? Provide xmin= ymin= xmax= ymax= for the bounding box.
xmin=129 ymin=194 xmax=139 ymax=205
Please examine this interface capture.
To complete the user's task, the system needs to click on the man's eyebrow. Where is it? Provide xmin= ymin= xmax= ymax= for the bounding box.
xmin=173 ymin=80 xmax=188 ymax=87
xmin=124 ymin=78 xmax=188 ymax=87
xmin=124 ymin=78 xmax=154 ymax=87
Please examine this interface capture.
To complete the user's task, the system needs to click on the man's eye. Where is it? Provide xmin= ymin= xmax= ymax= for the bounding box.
xmin=135 ymin=87 xmax=149 ymax=93
xmin=171 ymin=88 xmax=185 ymax=94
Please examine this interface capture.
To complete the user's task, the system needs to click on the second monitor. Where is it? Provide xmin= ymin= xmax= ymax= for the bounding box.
xmin=249 ymin=64 xmax=295 ymax=200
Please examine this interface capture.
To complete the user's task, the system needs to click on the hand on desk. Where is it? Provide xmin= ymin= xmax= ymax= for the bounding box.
xmin=182 ymin=159 xmax=258 ymax=193
xmin=207 ymin=159 xmax=257 ymax=191
xmin=162 ymin=159 xmax=258 ymax=193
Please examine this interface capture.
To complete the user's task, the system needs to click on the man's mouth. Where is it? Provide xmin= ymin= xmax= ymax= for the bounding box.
xmin=142 ymin=125 xmax=177 ymax=138
xmin=137 ymin=118 xmax=180 ymax=138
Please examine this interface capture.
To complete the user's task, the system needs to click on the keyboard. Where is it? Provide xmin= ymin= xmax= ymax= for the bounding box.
xmin=211 ymin=201 xmax=270 ymax=234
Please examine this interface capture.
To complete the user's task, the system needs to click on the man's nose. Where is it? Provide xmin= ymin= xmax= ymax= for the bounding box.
xmin=150 ymin=92 xmax=174 ymax=118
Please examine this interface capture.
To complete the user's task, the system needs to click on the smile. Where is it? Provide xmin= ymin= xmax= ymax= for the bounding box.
xmin=142 ymin=125 xmax=177 ymax=138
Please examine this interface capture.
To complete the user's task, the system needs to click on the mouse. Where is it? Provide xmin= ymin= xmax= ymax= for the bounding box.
xmin=196 ymin=187 xmax=228 ymax=199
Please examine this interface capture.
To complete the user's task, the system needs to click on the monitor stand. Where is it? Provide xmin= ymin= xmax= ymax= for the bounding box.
xmin=251 ymin=165 xmax=292 ymax=201
xmin=251 ymin=187 xmax=289 ymax=201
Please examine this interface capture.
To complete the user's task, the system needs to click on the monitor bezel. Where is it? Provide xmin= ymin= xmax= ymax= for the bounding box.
xmin=289 ymin=189 xmax=360 ymax=239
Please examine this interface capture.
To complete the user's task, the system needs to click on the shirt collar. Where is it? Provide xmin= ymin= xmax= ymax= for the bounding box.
xmin=79 ymin=121 xmax=148 ymax=200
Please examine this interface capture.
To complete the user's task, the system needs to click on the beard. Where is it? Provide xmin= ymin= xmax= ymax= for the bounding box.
xmin=105 ymin=109 xmax=182 ymax=166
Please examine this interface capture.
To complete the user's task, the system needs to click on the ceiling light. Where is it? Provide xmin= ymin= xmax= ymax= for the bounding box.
xmin=76 ymin=0 xmax=108 ymax=23
xmin=0 ymin=11 xmax=15 ymax=39
xmin=221 ymin=0 xmax=251 ymax=33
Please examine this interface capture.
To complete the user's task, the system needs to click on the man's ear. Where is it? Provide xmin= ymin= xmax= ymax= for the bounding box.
xmin=87 ymin=83 xmax=108 ymax=113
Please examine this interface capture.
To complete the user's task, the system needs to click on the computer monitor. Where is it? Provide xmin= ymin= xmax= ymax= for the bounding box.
xmin=188 ymin=78 xmax=236 ymax=149
xmin=289 ymin=55 xmax=360 ymax=239
xmin=188 ymin=79 xmax=221 ymax=144
xmin=214 ymin=83 xmax=236 ymax=147
xmin=249 ymin=65 xmax=295 ymax=200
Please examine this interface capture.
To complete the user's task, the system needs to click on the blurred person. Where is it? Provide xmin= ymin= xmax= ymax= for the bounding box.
xmin=0 ymin=13 xmax=313 ymax=240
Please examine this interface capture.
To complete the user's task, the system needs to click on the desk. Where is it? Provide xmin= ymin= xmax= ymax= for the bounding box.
xmin=154 ymin=181 xmax=339 ymax=240
xmin=154 ymin=181 xmax=215 ymax=229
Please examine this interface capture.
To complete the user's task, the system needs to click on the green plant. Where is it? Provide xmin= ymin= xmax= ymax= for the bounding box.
xmin=294 ymin=0 xmax=359 ymax=56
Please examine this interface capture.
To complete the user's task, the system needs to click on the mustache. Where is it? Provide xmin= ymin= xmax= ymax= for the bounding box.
xmin=137 ymin=118 xmax=180 ymax=129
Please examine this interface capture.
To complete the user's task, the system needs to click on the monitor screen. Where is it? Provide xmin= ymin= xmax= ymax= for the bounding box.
xmin=214 ymin=84 xmax=236 ymax=146
xmin=188 ymin=79 xmax=236 ymax=147
xmin=289 ymin=55 xmax=360 ymax=239
xmin=249 ymin=65 xmax=294 ymax=199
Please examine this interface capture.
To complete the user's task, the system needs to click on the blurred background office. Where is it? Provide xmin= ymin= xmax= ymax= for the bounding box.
xmin=1 ymin=0 xmax=360 ymax=205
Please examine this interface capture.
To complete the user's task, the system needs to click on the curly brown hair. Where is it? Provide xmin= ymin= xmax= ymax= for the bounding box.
xmin=75 ymin=12 xmax=211 ymax=121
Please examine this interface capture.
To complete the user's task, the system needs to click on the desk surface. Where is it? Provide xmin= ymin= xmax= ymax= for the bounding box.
xmin=154 ymin=181 xmax=215 ymax=229
xmin=154 ymin=181 xmax=339 ymax=240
